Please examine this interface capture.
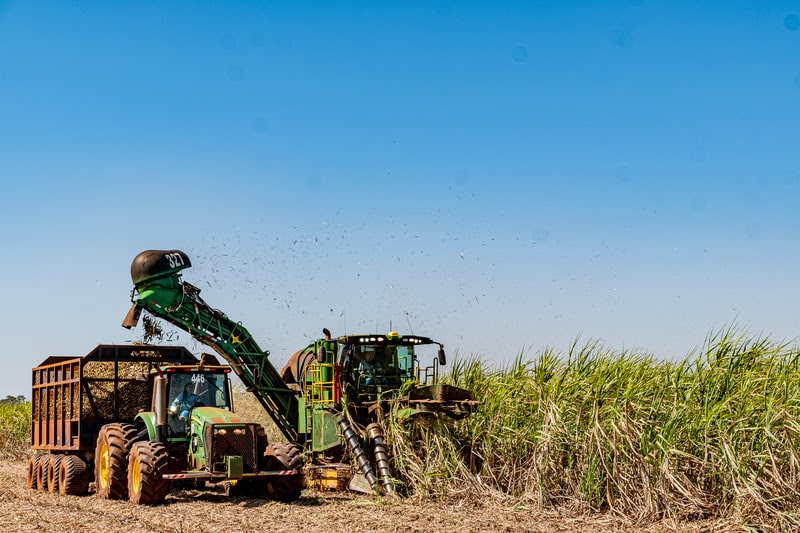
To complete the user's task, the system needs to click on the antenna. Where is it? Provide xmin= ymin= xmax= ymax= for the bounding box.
xmin=404 ymin=309 xmax=414 ymax=334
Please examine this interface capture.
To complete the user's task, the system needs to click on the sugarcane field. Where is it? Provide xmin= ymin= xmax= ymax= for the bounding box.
xmin=4 ymin=312 xmax=800 ymax=531
xmin=4 ymin=3 xmax=800 ymax=532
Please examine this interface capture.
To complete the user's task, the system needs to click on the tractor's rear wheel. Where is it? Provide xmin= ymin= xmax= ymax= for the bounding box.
xmin=94 ymin=423 xmax=138 ymax=500
xmin=262 ymin=442 xmax=304 ymax=502
xmin=59 ymin=455 xmax=90 ymax=496
xmin=47 ymin=454 xmax=62 ymax=493
xmin=26 ymin=456 xmax=39 ymax=489
xmin=36 ymin=455 xmax=48 ymax=491
xmin=127 ymin=441 xmax=169 ymax=505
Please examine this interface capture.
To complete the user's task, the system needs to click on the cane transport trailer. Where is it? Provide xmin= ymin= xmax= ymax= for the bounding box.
xmin=26 ymin=343 xmax=303 ymax=504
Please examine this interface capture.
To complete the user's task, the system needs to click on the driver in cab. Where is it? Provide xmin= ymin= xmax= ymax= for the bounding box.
xmin=169 ymin=383 xmax=201 ymax=420
xmin=359 ymin=348 xmax=381 ymax=385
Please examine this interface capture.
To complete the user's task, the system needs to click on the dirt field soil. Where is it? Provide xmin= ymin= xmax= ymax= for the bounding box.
xmin=0 ymin=460 xmax=739 ymax=532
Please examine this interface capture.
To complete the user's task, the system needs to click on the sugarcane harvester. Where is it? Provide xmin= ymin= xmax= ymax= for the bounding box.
xmin=123 ymin=250 xmax=478 ymax=495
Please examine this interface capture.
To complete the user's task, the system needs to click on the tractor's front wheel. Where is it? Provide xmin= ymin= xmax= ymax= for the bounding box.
xmin=262 ymin=442 xmax=304 ymax=502
xmin=94 ymin=423 xmax=138 ymax=500
xmin=127 ymin=441 xmax=169 ymax=505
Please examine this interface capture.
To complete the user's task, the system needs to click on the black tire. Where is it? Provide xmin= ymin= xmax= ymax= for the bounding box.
xmin=227 ymin=478 xmax=259 ymax=499
xmin=94 ymin=423 xmax=138 ymax=500
xmin=59 ymin=455 xmax=90 ymax=496
xmin=262 ymin=442 xmax=304 ymax=502
xmin=26 ymin=456 xmax=38 ymax=490
xmin=36 ymin=455 xmax=48 ymax=492
xmin=127 ymin=441 xmax=169 ymax=505
xmin=47 ymin=455 xmax=63 ymax=493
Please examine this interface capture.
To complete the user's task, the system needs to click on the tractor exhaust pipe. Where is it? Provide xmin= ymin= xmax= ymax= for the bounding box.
xmin=366 ymin=423 xmax=395 ymax=496
xmin=152 ymin=375 xmax=168 ymax=443
xmin=337 ymin=416 xmax=377 ymax=491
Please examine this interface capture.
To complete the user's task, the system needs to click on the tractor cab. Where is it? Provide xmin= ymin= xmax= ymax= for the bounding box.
xmin=163 ymin=367 xmax=233 ymax=439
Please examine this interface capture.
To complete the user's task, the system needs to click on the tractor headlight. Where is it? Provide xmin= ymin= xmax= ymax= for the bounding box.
xmin=214 ymin=428 xmax=227 ymax=436
xmin=233 ymin=428 xmax=246 ymax=436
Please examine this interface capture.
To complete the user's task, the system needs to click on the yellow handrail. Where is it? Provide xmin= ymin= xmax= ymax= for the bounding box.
xmin=304 ymin=362 xmax=336 ymax=406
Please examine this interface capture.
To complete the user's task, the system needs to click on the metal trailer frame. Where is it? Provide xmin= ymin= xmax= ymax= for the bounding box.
xmin=31 ymin=344 xmax=197 ymax=452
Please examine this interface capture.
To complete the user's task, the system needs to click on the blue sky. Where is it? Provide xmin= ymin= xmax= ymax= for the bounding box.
xmin=2 ymin=1 xmax=799 ymax=397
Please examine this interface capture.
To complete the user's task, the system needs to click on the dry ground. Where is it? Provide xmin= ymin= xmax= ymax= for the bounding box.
xmin=0 ymin=459 xmax=745 ymax=532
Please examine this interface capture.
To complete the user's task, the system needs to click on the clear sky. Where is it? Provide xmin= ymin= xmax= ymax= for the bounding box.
xmin=2 ymin=1 xmax=799 ymax=398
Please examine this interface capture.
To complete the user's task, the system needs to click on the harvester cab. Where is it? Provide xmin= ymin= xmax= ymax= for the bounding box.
xmin=334 ymin=333 xmax=446 ymax=410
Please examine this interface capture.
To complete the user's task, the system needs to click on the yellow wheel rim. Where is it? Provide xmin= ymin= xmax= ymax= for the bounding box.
xmin=131 ymin=456 xmax=141 ymax=495
xmin=98 ymin=443 xmax=109 ymax=489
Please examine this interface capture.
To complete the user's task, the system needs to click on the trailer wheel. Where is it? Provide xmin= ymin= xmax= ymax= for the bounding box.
xmin=47 ymin=455 xmax=63 ymax=493
xmin=262 ymin=442 xmax=304 ymax=502
xmin=36 ymin=455 xmax=49 ymax=491
xmin=127 ymin=441 xmax=169 ymax=505
xmin=95 ymin=423 xmax=138 ymax=500
xmin=26 ymin=456 xmax=39 ymax=489
xmin=59 ymin=455 xmax=90 ymax=496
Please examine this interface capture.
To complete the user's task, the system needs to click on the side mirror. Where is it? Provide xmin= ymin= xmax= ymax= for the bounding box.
xmin=437 ymin=347 xmax=446 ymax=366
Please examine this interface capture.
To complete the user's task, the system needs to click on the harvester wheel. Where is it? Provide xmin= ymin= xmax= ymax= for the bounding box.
xmin=47 ymin=454 xmax=63 ymax=493
xmin=94 ymin=423 xmax=138 ymax=500
xmin=36 ymin=454 xmax=48 ymax=491
xmin=26 ymin=456 xmax=38 ymax=489
xmin=262 ymin=442 xmax=304 ymax=502
xmin=127 ymin=441 xmax=169 ymax=505
xmin=59 ymin=455 xmax=90 ymax=496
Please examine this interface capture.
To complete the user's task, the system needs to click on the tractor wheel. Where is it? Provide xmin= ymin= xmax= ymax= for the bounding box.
xmin=47 ymin=454 xmax=63 ymax=493
xmin=36 ymin=455 xmax=48 ymax=491
xmin=26 ymin=456 xmax=38 ymax=489
xmin=59 ymin=455 xmax=90 ymax=496
xmin=127 ymin=441 xmax=169 ymax=505
xmin=262 ymin=442 xmax=304 ymax=502
xmin=94 ymin=423 xmax=138 ymax=500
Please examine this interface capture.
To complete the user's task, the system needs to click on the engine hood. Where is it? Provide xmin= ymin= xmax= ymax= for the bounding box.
xmin=190 ymin=406 xmax=246 ymax=425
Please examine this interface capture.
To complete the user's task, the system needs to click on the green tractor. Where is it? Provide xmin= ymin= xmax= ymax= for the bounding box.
xmin=114 ymin=360 xmax=303 ymax=504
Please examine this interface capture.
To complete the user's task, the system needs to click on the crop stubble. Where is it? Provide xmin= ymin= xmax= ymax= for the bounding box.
xmin=0 ymin=459 xmax=738 ymax=532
